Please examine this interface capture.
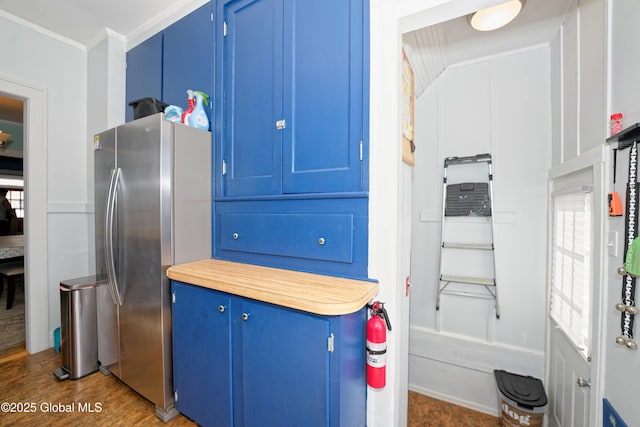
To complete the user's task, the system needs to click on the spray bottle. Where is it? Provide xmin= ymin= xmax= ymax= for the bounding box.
xmin=181 ymin=90 xmax=195 ymax=124
xmin=188 ymin=91 xmax=210 ymax=131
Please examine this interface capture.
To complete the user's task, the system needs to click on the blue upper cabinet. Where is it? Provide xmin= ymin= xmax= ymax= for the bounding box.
xmin=125 ymin=32 xmax=163 ymax=123
xmin=126 ymin=2 xmax=214 ymax=126
xmin=218 ymin=0 xmax=368 ymax=198
xmin=162 ymin=2 xmax=214 ymax=119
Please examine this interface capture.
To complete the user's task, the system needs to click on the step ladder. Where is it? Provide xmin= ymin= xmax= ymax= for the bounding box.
xmin=436 ymin=153 xmax=500 ymax=319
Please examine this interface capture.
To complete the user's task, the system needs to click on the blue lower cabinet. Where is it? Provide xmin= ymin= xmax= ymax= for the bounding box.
xmin=172 ymin=282 xmax=233 ymax=426
xmin=171 ymin=281 xmax=367 ymax=427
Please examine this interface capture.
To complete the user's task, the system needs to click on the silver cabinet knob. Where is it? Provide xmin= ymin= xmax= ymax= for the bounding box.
xmin=318 ymin=237 xmax=325 ymax=245
xmin=218 ymin=305 xmax=226 ymax=313
xmin=242 ymin=313 xmax=250 ymax=321
xmin=233 ymin=233 xmax=239 ymax=240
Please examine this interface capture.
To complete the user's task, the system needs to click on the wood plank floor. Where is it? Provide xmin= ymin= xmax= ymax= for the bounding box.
xmin=0 ymin=349 xmax=500 ymax=426
xmin=0 ymin=348 xmax=196 ymax=426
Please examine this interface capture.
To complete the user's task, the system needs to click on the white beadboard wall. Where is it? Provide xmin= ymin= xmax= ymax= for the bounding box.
xmin=408 ymin=45 xmax=551 ymax=415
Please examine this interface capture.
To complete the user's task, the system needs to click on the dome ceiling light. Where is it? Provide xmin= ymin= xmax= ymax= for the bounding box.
xmin=468 ymin=0 xmax=525 ymax=32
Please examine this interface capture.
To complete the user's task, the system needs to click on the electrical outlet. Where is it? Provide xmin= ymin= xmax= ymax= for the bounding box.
xmin=603 ymin=398 xmax=628 ymax=427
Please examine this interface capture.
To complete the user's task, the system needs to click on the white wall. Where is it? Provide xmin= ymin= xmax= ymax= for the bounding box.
xmin=603 ymin=0 xmax=640 ymax=424
xmin=0 ymin=14 xmax=92 ymax=351
xmin=367 ymin=1 xmax=409 ymax=426
xmin=86 ymin=32 xmax=127 ymax=274
xmin=408 ymin=46 xmax=551 ymax=415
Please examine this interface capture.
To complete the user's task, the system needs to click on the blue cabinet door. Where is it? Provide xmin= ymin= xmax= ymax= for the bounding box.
xmin=282 ymin=0 xmax=365 ymax=194
xmin=172 ymin=282 xmax=233 ymax=427
xmin=125 ymin=33 xmax=163 ymax=122
xmin=234 ymin=298 xmax=330 ymax=427
xmin=163 ymin=2 xmax=214 ymax=128
xmin=222 ymin=0 xmax=283 ymax=197
xmin=219 ymin=0 xmax=367 ymax=197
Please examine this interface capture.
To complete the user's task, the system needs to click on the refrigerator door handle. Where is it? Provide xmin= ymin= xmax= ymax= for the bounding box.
xmin=105 ymin=167 xmax=123 ymax=305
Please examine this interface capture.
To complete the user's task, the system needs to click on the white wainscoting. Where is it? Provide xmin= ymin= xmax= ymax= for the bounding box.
xmin=409 ymin=326 xmax=545 ymax=415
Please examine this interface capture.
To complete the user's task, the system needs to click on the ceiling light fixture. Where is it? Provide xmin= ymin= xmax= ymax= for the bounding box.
xmin=469 ymin=0 xmax=525 ymax=32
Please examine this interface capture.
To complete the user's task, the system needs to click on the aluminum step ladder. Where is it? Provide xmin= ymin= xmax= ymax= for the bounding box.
xmin=436 ymin=153 xmax=500 ymax=319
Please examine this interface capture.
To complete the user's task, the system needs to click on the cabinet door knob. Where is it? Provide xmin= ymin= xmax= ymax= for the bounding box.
xmin=242 ymin=312 xmax=250 ymax=321
xmin=218 ymin=305 xmax=226 ymax=313
xmin=233 ymin=233 xmax=239 ymax=240
xmin=318 ymin=237 xmax=326 ymax=245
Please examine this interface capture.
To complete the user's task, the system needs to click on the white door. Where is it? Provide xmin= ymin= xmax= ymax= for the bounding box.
xmin=547 ymin=150 xmax=605 ymax=427
xmin=548 ymin=322 xmax=591 ymax=426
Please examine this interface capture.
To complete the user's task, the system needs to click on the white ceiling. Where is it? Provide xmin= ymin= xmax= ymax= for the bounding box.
xmin=403 ymin=0 xmax=575 ymax=99
xmin=0 ymin=0 xmax=574 ymax=114
xmin=0 ymin=0 xmax=206 ymax=48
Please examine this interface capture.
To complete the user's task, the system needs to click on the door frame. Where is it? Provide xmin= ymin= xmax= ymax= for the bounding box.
xmin=0 ymin=77 xmax=49 ymax=353
xmin=545 ymin=145 xmax=606 ymax=427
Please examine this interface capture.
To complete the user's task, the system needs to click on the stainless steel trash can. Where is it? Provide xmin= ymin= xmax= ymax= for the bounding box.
xmin=53 ymin=275 xmax=106 ymax=380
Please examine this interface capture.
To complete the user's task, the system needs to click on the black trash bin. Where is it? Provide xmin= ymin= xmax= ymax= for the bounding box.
xmin=494 ymin=370 xmax=547 ymax=427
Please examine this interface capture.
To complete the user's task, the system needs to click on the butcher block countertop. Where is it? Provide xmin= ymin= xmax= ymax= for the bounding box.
xmin=167 ymin=259 xmax=379 ymax=316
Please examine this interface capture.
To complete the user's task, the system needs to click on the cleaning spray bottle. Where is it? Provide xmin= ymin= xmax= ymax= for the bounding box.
xmin=188 ymin=91 xmax=210 ymax=131
xmin=181 ymin=90 xmax=195 ymax=124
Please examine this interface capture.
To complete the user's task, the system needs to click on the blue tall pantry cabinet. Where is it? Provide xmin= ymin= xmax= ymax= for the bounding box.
xmin=124 ymin=0 xmax=372 ymax=425
xmin=214 ymin=0 xmax=370 ymax=279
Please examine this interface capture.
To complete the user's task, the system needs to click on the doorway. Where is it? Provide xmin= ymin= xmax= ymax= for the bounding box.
xmin=0 ymin=78 xmax=49 ymax=354
xmin=0 ymin=96 xmax=25 ymax=357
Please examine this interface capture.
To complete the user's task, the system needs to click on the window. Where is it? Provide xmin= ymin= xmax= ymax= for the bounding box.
xmin=6 ymin=189 xmax=23 ymax=219
xmin=550 ymin=189 xmax=592 ymax=358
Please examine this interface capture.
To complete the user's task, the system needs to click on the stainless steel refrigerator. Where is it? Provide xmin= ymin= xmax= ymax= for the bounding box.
xmin=94 ymin=113 xmax=211 ymax=421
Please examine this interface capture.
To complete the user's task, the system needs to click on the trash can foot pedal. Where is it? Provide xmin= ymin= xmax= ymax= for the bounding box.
xmin=99 ymin=365 xmax=111 ymax=376
xmin=53 ymin=367 xmax=70 ymax=380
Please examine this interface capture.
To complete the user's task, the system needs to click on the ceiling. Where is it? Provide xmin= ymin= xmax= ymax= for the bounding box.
xmin=0 ymin=0 xmax=191 ymax=47
xmin=0 ymin=0 xmax=574 ymax=116
xmin=403 ymin=0 xmax=575 ymax=99
xmin=0 ymin=0 xmax=196 ymax=124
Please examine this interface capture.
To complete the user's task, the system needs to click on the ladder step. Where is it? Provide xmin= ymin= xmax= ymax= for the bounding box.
xmin=442 ymin=242 xmax=493 ymax=250
xmin=444 ymin=153 xmax=492 ymax=166
xmin=437 ymin=289 xmax=497 ymax=300
xmin=440 ymin=275 xmax=495 ymax=286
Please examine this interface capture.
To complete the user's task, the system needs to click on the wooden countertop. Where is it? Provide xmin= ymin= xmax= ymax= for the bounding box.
xmin=167 ymin=259 xmax=379 ymax=316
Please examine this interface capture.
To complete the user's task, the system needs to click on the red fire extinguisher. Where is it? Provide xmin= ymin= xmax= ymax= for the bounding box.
xmin=367 ymin=301 xmax=392 ymax=389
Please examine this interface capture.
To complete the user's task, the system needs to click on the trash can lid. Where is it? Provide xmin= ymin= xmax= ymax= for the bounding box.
xmin=60 ymin=275 xmax=107 ymax=290
xmin=494 ymin=370 xmax=548 ymax=409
